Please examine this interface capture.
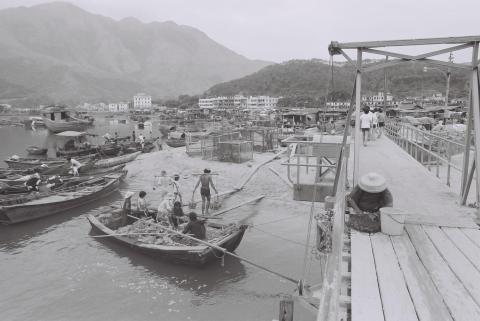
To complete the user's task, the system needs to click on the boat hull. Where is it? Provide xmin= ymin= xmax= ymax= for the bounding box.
xmin=0 ymin=171 xmax=126 ymax=224
xmin=88 ymin=215 xmax=247 ymax=265
xmin=94 ymin=151 xmax=141 ymax=168
xmin=43 ymin=117 xmax=90 ymax=133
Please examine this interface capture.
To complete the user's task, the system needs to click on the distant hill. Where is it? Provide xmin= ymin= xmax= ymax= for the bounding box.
xmin=0 ymin=2 xmax=271 ymax=105
xmin=205 ymin=59 xmax=470 ymax=103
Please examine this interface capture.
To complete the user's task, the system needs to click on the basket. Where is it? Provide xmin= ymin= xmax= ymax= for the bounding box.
xmin=210 ymin=196 xmax=222 ymax=210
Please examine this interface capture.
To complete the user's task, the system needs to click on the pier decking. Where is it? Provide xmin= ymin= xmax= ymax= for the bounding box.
xmin=350 ymin=137 xmax=480 ymax=321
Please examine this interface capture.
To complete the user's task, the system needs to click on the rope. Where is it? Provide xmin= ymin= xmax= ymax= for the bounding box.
xmin=250 ymin=226 xmax=316 ymax=249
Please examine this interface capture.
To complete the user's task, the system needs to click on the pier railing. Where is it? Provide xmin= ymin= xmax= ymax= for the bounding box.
xmin=384 ymin=120 xmax=473 ymax=194
xmin=316 ymin=152 xmax=348 ymax=321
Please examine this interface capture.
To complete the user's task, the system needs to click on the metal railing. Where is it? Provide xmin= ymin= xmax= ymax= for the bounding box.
xmin=384 ymin=120 xmax=473 ymax=193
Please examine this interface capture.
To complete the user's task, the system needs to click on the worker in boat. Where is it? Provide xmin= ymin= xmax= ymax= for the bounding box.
xmin=121 ymin=191 xmax=135 ymax=226
xmin=66 ymin=156 xmax=82 ymax=176
xmin=103 ymin=133 xmax=112 ymax=143
xmin=346 ymin=172 xmax=393 ymax=233
xmin=156 ymin=193 xmax=174 ymax=222
xmin=183 ymin=212 xmax=206 ymax=240
xmin=153 ymin=170 xmax=172 ymax=199
xmin=192 ymin=168 xmax=218 ymax=215
xmin=136 ymin=190 xmax=148 ymax=214
xmin=45 ymin=175 xmax=63 ymax=190
xmin=24 ymin=170 xmax=41 ymax=192
xmin=170 ymin=201 xmax=185 ymax=229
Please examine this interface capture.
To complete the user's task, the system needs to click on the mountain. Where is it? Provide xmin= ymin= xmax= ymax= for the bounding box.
xmin=0 ymin=2 xmax=271 ymax=105
xmin=205 ymin=59 xmax=470 ymax=104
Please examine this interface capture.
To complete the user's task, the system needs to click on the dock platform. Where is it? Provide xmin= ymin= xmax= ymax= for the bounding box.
xmin=349 ymin=137 xmax=480 ymax=321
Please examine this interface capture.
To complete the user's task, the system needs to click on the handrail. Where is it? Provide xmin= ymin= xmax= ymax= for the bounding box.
xmin=316 ymin=154 xmax=348 ymax=321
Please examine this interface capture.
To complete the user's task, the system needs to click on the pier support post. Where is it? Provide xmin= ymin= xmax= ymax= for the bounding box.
xmin=469 ymin=42 xmax=480 ymax=212
xmin=353 ymin=49 xmax=363 ymax=186
xmin=279 ymin=297 xmax=294 ymax=321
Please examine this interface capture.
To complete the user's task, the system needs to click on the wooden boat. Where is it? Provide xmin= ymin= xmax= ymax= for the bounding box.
xmin=93 ymin=151 xmax=141 ymax=168
xmin=0 ymin=171 xmax=127 ymax=224
xmin=87 ymin=210 xmax=248 ymax=265
xmin=55 ymin=131 xmax=99 ymax=157
xmin=4 ymin=157 xmax=66 ymax=170
xmin=98 ymin=143 xmax=121 ymax=156
xmin=42 ymin=107 xmax=91 ymax=133
xmin=26 ymin=146 xmax=48 ymax=155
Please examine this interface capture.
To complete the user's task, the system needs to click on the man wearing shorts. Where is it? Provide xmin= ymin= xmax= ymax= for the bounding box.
xmin=377 ymin=109 xmax=386 ymax=138
xmin=192 ymin=168 xmax=218 ymax=215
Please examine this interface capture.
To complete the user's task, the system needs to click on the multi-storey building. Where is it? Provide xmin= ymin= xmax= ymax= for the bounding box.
xmin=198 ymin=95 xmax=279 ymax=109
xmin=133 ymin=93 xmax=152 ymax=110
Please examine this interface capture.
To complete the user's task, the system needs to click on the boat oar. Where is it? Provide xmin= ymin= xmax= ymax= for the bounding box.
xmin=96 ymin=218 xmax=298 ymax=285
xmin=210 ymin=195 xmax=265 ymax=217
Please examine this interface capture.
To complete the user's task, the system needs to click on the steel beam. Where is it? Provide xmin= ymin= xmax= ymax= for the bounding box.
xmin=353 ymin=49 xmax=362 ymax=186
xmin=469 ymin=42 xmax=480 ymax=212
xmin=330 ymin=35 xmax=480 ymax=49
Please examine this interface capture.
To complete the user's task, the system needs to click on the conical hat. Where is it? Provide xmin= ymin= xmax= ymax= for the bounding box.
xmin=359 ymin=172 xmax=387 ymax=193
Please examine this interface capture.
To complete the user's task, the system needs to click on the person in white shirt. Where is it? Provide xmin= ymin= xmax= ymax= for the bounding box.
xmin=359 ymin=108 xmax=372 ymax=147
xmin=67 ymin=157 xmax=82 ymax=176
xmin=153 ymin=170 xmax=173 ymax=199
xmin=156 ymin=193 xmax=174 ymax=222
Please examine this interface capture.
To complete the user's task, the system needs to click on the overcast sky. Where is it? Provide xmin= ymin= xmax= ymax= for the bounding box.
xmin=0 ymin=0 xmax=478 ymax=62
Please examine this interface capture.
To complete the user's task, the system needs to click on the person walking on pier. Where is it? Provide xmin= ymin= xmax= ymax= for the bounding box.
xmin=377 ymin=109 xmax=386 ymax=138
xmin=360 ymin=108 xmax=372 ymax=147
xmin=346 ymin=172 xmax=393 ymax=233
xmin=192 ymin=168 xmax=218 ymax=215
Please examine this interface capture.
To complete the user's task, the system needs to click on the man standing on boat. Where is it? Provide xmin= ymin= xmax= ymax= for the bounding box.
xmin=156 ymin=193 xmax=174 ymax=222
xmin=192 ymin=168 xmax=218 ymax=215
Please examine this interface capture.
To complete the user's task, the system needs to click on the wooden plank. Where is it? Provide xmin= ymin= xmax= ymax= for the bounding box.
xmin=391 ymin=234 xmax=453 ymax=321
xmin=351 ymin=231 xmax=385 ymax=321
xmin=235 ymin=149 xmax=286 ymax=190
xmin=370 ymin=233 xmax=418 ymax=321
xmin=332 ymin=36 xmax=480 ymax=49
xmin=279 ymin=298 xmax=294 ymax=321
xmin=443 ymin=228 xmax=480 ymax=271
xmin=423 ymin=226 xmax=480 ymax=306
xmin=462 ymin=228 xmax=480 ymax=248
xmin=403 ymin=214 xmax=478 ymax=228
xmin=210 ymin=195 xmax=265 ymax=217
xmin=268 ymin=166 xmax=293 ymax=189
xmin=406 ymin=225 xmax=480 ymax=321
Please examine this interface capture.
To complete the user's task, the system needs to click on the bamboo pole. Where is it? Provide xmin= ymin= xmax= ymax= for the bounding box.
xmin=210 ymin=195 xmax=265 ymax=217
xmin=268 ymin=166 xmax=294 ymax=189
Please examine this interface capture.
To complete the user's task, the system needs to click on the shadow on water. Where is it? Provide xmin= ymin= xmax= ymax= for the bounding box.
xmin=88 ymin=228 xmax=248 ymax=296
xmin=0 ymin=190 xmax=122 ymax=251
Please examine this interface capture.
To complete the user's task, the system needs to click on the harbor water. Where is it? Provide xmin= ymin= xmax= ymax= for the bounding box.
xmin=0 ymin=117 xmax=320 ymax=321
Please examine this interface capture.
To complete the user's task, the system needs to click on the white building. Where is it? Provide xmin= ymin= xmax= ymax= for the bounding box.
xmin=118 ymin=102 xmax=129 ymax=112
xmin=108 ymin=103 xmax=118 ymax=112
xmin=362 ymin=92 xmax=393 ymax=106
xmin=198 ymin=95 xmax=279 ymax=109
xmin=133 ymin=93 xmax=152 ymax=110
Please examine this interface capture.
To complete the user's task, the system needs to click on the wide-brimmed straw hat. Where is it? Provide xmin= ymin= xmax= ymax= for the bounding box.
xmin=359 ymin=172 xmax=387 ymax=193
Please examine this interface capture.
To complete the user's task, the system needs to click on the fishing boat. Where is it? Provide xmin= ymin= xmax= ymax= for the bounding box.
xmin=4 ymin=156 xmax=66 ymax=170
xmin=93 ymin=151 xmax=141 ymax=168
xmin=24 ymin=116 xmax=46 ymax=128
xmin=55 ymin=131 xmax=99 ymax=157
xmin=87 ymin=209 xmax=248 ymax=265
xmin=42 ymin=107 xmax=91 ymax=133
xmin=26 ymin=146 xmax=48 ymax=156
xmin=165 ymin=132 xmax=186 ymax=148
xmin=0 ymin=171 xmax=127 ymax=224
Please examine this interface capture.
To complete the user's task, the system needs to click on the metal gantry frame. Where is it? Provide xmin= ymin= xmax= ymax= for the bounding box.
xmin=328 ymin=36 xmax=480 ymax=205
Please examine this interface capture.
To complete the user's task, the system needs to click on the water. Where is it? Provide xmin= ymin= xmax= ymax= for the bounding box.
xmin=0 ymin=118 xmax=320 ymax=321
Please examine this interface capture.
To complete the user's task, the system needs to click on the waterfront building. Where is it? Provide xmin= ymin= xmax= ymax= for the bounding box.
xmin=133 ymin=93 xmax=152 ymax=110
xmin=108 ymin=103 xmax=118 ymax=112
xmin=362 ymin=92 xmax=394 ymax=106
xmin=198 ymin=95 xmax=279 ymax=109
xmin=118 ymin=102 xmax=129 ymax=112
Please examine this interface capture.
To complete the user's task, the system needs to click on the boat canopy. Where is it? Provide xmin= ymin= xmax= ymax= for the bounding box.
xmin=56 ymin=131 xmax=88 ymax=137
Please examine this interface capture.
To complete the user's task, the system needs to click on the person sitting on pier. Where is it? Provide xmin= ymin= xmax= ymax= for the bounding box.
xmin=346 ymin=172 xmax=393 ymax=233
xmin=192 ymin=168 xmax=218 ymax=215
xmin=183 ymin=212 xmax=206 ymax=240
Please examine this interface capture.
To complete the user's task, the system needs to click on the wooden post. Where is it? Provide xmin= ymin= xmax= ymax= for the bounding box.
xmin=353 ymin=49 xmax=363 ymax=186
xmin=469 ymin=42 xmax=480 ymax=213
xmin=279 ymin=298 xmax=294 ymax=321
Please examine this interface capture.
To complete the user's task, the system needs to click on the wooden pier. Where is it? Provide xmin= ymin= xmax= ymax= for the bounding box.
xmin=350 ymin=137 xmax=480 ymax=321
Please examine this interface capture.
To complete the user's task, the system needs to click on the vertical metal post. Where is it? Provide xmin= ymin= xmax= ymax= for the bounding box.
xmin=447 ymin=141 xmax=451 ymax=186
xmin=469 ymin=42 xmax=480 ymax=212
xmin=446 ymin=69 xmax=451 ymax=107
xmin=461 ymin=91 xmax=474 ymax=199
xmin=384 ymin=56 xmax=389 ymax=110
xmin=353 ymin=49 xmax=363 ymax=186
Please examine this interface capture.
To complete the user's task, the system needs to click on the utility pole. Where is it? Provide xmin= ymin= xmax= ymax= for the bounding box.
xmin=384 ymin=56 xmax=388 ymax=110
xmin=445 ymin=52 xmax=453 ymax=107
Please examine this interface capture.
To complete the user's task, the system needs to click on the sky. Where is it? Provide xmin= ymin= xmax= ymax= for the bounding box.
xmin=0 ymin=0 xmax=478 ymax=63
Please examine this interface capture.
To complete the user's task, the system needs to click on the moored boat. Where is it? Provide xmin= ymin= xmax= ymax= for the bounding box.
xmin=42 ymin=107 xmax=91 ymax=133
xmin=4 ymin=156 xmax=66 ymax=170
xmin=93 ymin=151 xmax=141 ymax=168
xmin=165 ymin=132 xmax=186 ymax=147
xmin=87 ymin=209 xmax=248 ymax=265
xmin=26 ymin=146 xmax=48 ymax=155
xmin=0 ymin=171 xmax=127 ymax=224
